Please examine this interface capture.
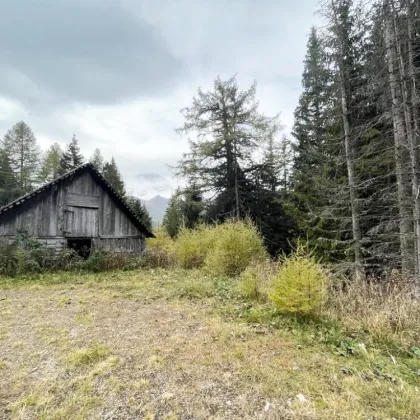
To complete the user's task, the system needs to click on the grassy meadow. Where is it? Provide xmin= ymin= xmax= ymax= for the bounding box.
xmin=0 ymin=268 xmax=419 ymax=420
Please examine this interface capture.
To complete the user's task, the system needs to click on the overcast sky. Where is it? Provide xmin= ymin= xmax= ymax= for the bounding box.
xmin=0 ymin=0 xmax=319 ymax=199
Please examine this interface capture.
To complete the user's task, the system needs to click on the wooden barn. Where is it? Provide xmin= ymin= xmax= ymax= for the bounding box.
xmin=0 ymin=163 xmax=153 ymax=255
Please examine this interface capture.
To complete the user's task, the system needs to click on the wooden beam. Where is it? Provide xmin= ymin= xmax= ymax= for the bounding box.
xmin=66 ymin=193 xmax=100 ymax=208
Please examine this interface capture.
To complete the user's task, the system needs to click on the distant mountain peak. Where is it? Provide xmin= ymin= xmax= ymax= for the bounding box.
xmin=143 ymin=195 xmax=169 ymax=225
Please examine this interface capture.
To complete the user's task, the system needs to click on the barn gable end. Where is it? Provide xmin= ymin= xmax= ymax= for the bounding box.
xmin=0 ymin=164 xmax=153 ymax=255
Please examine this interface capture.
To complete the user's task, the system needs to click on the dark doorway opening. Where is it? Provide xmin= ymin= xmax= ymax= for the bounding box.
xmin=67 ymin=238 xmax=92 ymax=259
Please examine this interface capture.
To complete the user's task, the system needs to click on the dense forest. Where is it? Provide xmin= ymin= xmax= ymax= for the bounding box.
xmin=163 ymin=0 xmax=420 ymax=280
xmin=1 ymin=0 xmax=419 ymax=280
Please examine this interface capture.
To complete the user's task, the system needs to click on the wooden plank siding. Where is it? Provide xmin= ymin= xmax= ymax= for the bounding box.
xmin=66 ymin=193 xmax=100 ymax=208
xmin=0 ymin=169 xmax=145 ymax=253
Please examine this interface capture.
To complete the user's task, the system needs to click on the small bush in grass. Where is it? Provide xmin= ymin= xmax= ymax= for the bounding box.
xmin=146 ymin=228 xmax=174 ymax=252
xmin=82 ymin=249 xmax=108 ymax=272
xmin=204 ymin=220 xmax=267 ymax=277
xmin=0 ymin=236 xmax=56 ymax=276
xmin=0 ymin=242 xmax=18 ymax=276
xmin=269 ymin=246 xmax=329 ymax=315
xmin=238 ymin=260 xmax=277 ymax=301
xmin=143 ymin=228 xmax=176 ymax=268
xmin=174 ymin=225 xmax=216 ymax=269
xmin=56 ymin=248 xmax=82 ymax=270
xmin=140 ymin=247 xmax=176 ymax=269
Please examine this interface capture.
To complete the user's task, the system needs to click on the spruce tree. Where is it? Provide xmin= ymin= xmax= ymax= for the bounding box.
xmin=289 ymin=28 xmax=342 ymax=260
xmin=59 ymin=134 xmax=84 ymax=174
xmin=162 ymin=191 xmax=182 ymax=238
xmin=2 ymin=121 xmax=40 ymax=192
xmin=102 ymin=157 xmax=126 ymax=197
xmin=179 ymin=184 xmax=204 ymax=229
xmin=251 ymin=134 xmax=297 ymax=255
xmin=125 ymin=196 xmax=153 ymax=232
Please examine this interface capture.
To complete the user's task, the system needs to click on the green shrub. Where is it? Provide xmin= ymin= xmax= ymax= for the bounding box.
xmin=81 ymin=249 xmax=108 ymax=272
xmin=0 ymin=242 xmax=18 ymax=276
xmin=238 ymin=260 xmax=277 ymax=301
xmin=56 ymin=248 xmax=83 ymax=270
xmin=269 ymin=246 xmax=329 ymax=315
xmin=146 ymin=228 xmax=174 ymax=252
xmin=238 ymin=266 xmax=259 ymax=300
xmin=0 ymin=236 xmax=56 ymax=276
xmin=204 ymin=220 xmax=267 ymax=277
xmin=174 ymin=225 xmax=216 ymax=269
xmin=81 ymin=250 xmax=142 ymax=272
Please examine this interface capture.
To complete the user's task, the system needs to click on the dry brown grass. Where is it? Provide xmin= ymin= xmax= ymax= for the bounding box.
xmin=0 ymin=270 xmax=419 ymax=419
xmin=327 ymin=273 xmax=420 ymax=346
xmin=239 ymin=257 xmax=420 ymax=348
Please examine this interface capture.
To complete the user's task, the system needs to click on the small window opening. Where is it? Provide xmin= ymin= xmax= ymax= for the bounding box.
xmin=67 ymin=238 xmax=92 ymax=259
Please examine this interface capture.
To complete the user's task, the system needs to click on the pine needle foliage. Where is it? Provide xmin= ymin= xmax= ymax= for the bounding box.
xmin=270 ymin=245 xmax=329 ymax=315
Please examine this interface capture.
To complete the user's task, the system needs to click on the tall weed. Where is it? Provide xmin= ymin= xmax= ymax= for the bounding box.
xmin=327 ymin=273 xmax=420 ymax=346
xmin=143 ymin=228 xmax=176 ymax=268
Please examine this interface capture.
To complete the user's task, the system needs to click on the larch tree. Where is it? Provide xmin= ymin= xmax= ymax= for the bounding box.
xmin=2 ymin=121 xmax=40 ymax=193
xmin=90 ymin=148 xmax=105 ymax=172
xmin=38 ymin=143 xmax=62 ymax=183
xmin=176 ymin=76 xmax=278 ymax=221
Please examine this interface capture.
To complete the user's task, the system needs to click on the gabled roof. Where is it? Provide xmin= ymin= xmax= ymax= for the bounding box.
xmin=0 ymin=163 xmax=154 ymax=238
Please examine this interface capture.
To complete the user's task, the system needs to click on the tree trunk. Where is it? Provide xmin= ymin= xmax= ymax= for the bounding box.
xmin=406 ymin=1 xmax=420 ymax=284
xmin=339 ymin=71 xmax=363 ymax=279
xmin=384 ymin=13 xmax=414 ymax=274
xmin=233 ymin=138 xmax=240 ymax=219
xmin=221 ymin=94 xmax=237 ymax=218
xmin=393 ymin=4 xmax=420 ymax=277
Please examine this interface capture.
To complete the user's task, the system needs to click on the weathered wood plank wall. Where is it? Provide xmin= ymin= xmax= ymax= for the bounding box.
xmin=0 ymin=171 xmax=145 ymax=253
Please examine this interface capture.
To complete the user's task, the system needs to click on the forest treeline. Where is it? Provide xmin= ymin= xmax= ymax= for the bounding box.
xmin=0 ymin=126 xmax=152 ymax=231
xmin=1 ymin=0 xmax=419 ymax=279
xmin=162 ymin=0 xmax=420 ymax=280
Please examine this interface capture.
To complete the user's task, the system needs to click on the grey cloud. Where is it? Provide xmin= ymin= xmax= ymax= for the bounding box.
xmin=136 ymin=172 xmax=165 ymax=182
xmin=0 ymin=0 xmax=183 ymax=111
xmin=153 ymin=184 xmax=173 ymax=193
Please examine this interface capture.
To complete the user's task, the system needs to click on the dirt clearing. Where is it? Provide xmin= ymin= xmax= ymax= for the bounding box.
xmin=0 ymin=270 xmax=418 ymax=419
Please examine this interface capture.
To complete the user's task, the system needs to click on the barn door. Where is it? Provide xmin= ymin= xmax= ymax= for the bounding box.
xmin=64 ymin=193 xmax=100 ymax=237
xmin=64 ymin=207 xmax=99 ymax=237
